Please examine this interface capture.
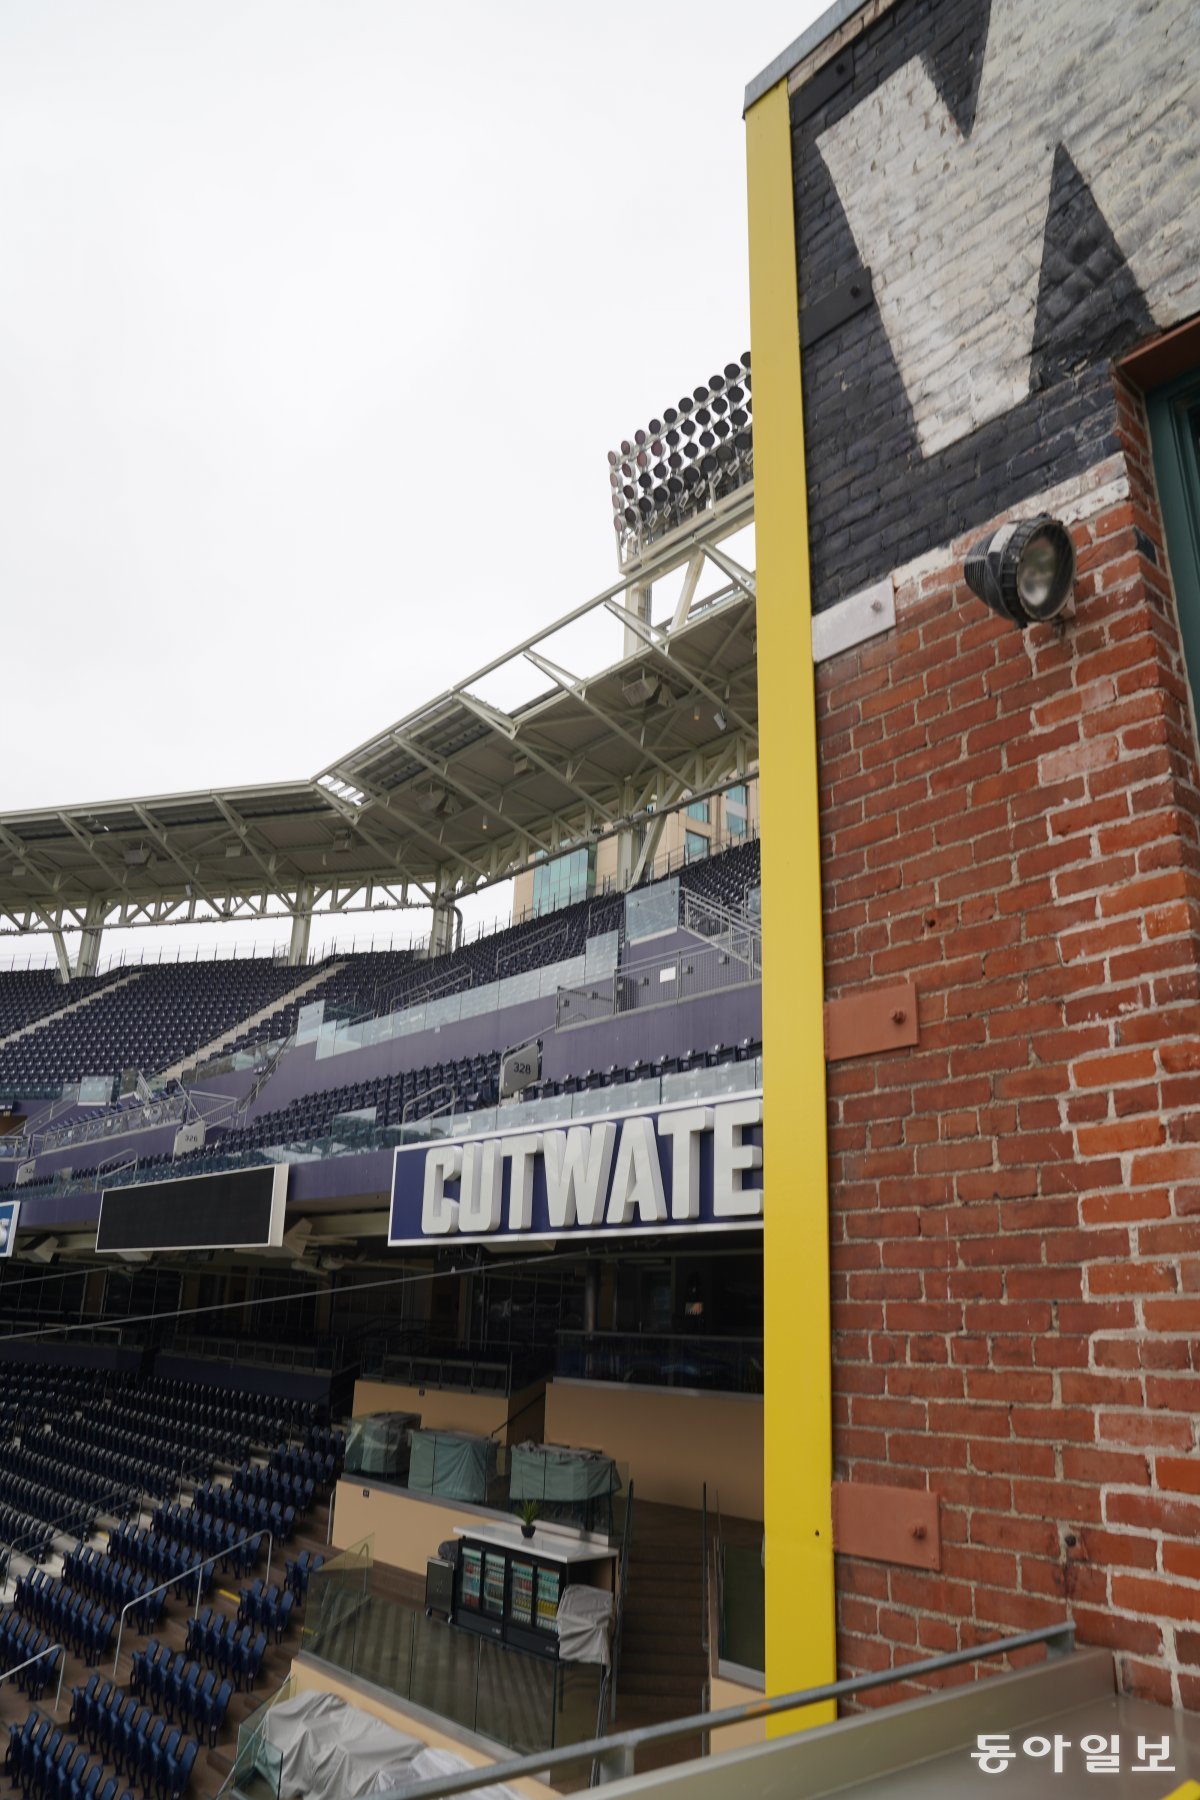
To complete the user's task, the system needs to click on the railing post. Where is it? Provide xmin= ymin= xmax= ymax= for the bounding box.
xmin=595 ymin=1743 xmax=635 ymax=1784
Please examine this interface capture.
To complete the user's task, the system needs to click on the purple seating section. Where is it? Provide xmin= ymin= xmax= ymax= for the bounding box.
xmin=0 ymin=966 xmax=128 ymax=1048
xmin=0 ymin=961 xmax=310 ymax=1095
xmin=0 ymin=840 xmax=761 ymax=1186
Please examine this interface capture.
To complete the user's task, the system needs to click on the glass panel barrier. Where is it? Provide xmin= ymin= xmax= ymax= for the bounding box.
xmin=304 ymin=1536 xmax=372 ymax=1666
xmin=557 ymin=1331 xmax=763 ymax=1395
xmin=41 ymin=1060 xmax=763 ymax=1196
xmin=720 ymin=1542 xmax=766 ymax=1675
xmin=306 ymin=1580 xmax=603 ymax=1758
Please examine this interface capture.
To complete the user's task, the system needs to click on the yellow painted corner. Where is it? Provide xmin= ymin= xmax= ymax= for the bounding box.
xmin=746 ymin=76 xmax=836 ymax=1730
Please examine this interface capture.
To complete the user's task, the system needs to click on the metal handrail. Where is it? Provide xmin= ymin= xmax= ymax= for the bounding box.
xmin=590 ymin=1668 xmax=612 ymax=1787
xmin=0 ymin=1467 xmax=144 ymax=1576
xmin=608 ymin=1481 xmax=634 ymax=1722
xmin=387 ymin=1621 xmax=1076 ymax=1799
xmin=700 ymin=1484 xmax=710 ymax=1660
xmin=0 ymin=1641 xmax=66 ymax=1714
xmin=487 ymin=1384 xmax=544 ymax=1442
xmin=111 ymin=1529 xmax=272 ymax=1678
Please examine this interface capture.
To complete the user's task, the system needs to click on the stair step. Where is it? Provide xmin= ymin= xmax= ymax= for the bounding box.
xmin=615 ymin=1671 xmax=707 ymax=1699
xmin=626 ymin=1634 xmax=708 ymax=1656
xmin=627 ymin=1596 xmax=701 ymax=1613
xmin=621 ymin=1655 xmax=709 ymax=1680
xmin=630 ymin=1542 xmax=703 ymax=1562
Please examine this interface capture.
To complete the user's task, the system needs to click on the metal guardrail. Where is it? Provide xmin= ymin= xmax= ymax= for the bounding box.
xmin=557 ymin=1331 xmax=764 ymax=1396
xmin=608 ymin=1481 xmax=634 ymax=1724
xmin=0 ymin=1641 xmax=66 ymax=1714
xmin=391 ymin=1621 xmax=1077 ymax=1798
xmin=700 ymin=1483 xmax=710 ymax=1662
xmin=165 ymin=1332 xmax=335 ymax=1376
xmin=111 ymin=1530 xmax=273 ymax=1679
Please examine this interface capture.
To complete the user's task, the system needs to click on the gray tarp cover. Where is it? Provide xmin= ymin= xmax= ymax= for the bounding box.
xmin=509 ymin=1444 xmax=619 ymax=1501
xmin=261 ymin=1692 xmax=419 ymax=1797
xmin=343 ymin=1413 xmax=420 ymax=1480
xmin=371 ymin=1747 xmax=522 ymax=1797
xmin=408 ymin=1430 xmax=496 ymax=1502
xmin=556 ymin=1584 xmax=613 ymax=1666
xmin=260 ymin=1693 xmax=521 ymax=1799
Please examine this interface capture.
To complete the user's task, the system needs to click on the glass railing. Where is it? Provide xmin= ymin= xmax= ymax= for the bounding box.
xmin=221 ymin=1678 xmax=293 ymax=1799
xmin=305 ymin=1543 xmax=603 ymax=1756
xmin=719 ymin=1542 xmax=765 ymax=1678
xmin=33 ymin=1060 xmax=762 ymax=1198
xmin=37 ymin=1091 xmax=189 ymax=1154
xmin=188 ymin=1037 xmax=289 ymax=1082
xmin=358 ymin=1339 xmax=543 ymax=1396
xmin=312 ymin=934 xmax=620 ymax=1065
xmin=557 ymin=1331 xmax=764 ymax=1395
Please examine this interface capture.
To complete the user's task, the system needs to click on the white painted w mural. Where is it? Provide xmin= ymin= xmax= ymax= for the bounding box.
xmin=817 ymin=0 xmax=1200 ymax=456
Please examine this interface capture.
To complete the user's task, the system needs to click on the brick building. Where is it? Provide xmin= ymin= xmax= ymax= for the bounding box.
xmin=746 ymin=0 xmax=1200 ymax=1714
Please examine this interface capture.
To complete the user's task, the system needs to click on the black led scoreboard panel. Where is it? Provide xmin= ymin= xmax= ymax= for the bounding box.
xmin=96 ymin=1163 xmax=287 ymax=1254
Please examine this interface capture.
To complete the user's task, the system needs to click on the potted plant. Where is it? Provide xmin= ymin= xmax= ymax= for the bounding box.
xmin=519 ymin=1500 xmax=540 ymax=1540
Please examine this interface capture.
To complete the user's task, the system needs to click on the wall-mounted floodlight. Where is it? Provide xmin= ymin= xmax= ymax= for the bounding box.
xmin=963 ymin=515 xmax=1075 ymax=628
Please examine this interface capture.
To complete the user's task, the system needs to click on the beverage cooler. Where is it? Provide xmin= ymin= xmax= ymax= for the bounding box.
xmin=455 ymin=1535 xmax=566 ymax=1657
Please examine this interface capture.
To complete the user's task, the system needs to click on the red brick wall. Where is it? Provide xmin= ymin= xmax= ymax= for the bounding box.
xmin=821 ymin=372 xmax=1200 ymax=1707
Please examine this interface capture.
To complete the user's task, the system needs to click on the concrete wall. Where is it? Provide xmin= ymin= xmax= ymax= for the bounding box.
xmin=331 ymin=1479 xmax=497 ymax=1569
xmin=542 ymin=986 xmax=761 ymax=1084
xmin=248 ymin=995 xmax=557 ymax=1115
xmin=352 ymin=1378 xmax=545 ymax=1445
xmin=544 ymin=1379 xmax=763 ymax=1519
xmin=709 ymin=1674 xmax=766 ymax=1752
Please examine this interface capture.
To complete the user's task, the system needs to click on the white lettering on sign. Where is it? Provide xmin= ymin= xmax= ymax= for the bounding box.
xmin=421 ymin=1142 xmax=463 ymax=1236
xmin=607 ymin=1115 xmax=668 ymax=1226
xmin=656 ymin=1107 xmax=713 ymax=1222
xmin=543 ymin=1124 xmax=617 ymax=1229
xmin=401 ymin=1100 xmax=762 ymax=1242
xmin=459 ymin=1138 xmax=504 ymax=1234
xmin=713 ymin=1097 xmax=764 ymax=1217
xmin=504 ymin=1134 xmax=542 ymax=1231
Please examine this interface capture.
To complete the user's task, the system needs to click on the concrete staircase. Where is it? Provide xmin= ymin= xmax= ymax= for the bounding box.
xmin=164 ymin=963 xmax=344 ymax=1083
xmin=0 ymin=973 xmax=142 ymax=1053
xmin=612 ymin=1500 xmax=708 ymax=1767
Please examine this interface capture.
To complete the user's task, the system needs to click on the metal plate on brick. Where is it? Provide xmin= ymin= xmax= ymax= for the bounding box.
xmin=812 ymin=576 xmax=895 ymax=663
xmin=832 ymin=1481 xmax=941 ymax=1571
xmin=800 ymin=269 xmax=875 ymax=350
xmin=824 ymin=980 xmax=918 ymax=1062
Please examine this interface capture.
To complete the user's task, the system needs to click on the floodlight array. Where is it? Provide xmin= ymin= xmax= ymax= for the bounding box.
xmin=607 ymin=354 xmax=753 ymax=564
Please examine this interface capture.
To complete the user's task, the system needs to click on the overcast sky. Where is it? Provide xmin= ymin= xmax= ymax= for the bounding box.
xmin=0 ymin=0 xmax=819 ymax=966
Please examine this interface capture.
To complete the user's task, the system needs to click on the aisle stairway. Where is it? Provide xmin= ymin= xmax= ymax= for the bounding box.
xmin=612 ymin=1500 xmax=708 ymax=1769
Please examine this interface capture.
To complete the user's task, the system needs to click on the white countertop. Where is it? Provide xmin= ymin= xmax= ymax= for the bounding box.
xmin=453 ymin=1522 xmax=617 ymax=1565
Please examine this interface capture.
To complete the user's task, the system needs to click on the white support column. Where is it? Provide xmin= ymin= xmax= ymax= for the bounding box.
xmin=631 ymin=811 xmax=669 ymax=887
xmin=288 ymin=885 xmax=314 ymax=966
xmin=615 ymin=780 xmax=637 ymax=892
xmin=74 ymin=902 xmax=104 ymax=979
xmin=428 ymin=894 xmax=458 ymax=958
xmin=622 ymin=581 xmax=652 ymax=658
xmin=51 ymin=929 xmax=72 ymax=985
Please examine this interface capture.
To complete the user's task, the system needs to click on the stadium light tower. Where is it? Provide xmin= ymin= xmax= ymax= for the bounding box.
xmin=603 ymin=358 xmax=756 ymax=889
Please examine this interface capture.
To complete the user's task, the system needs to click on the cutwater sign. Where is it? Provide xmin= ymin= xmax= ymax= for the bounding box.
xmin=388 ymin=1095 xmax=763 ymax=1246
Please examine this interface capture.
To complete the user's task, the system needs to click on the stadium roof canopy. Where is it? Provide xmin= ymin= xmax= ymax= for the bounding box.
xmin=1 ymin=490 xmax=756 ymax=940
